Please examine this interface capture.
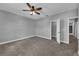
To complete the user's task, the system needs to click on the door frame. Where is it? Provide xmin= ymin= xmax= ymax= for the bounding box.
xmin=56 ymin=19 xmax=61 ymax=44
xmin=51 ymin=19 xmax=61 ymax=44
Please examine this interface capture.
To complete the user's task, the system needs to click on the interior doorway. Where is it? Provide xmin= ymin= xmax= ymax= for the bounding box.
xmin=69 ymin=18 xmax=78 ymax=38
xmin=69 ymin=26 xmax=73 ymax=33
xmin=51 ymin=19 xmax=61 ymax=44
xmin=51 ymin=21 xmax=57 ymax=41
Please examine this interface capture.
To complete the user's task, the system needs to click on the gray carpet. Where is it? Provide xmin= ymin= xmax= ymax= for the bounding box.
xmin=0 ymin=35 xmax=78 ymax=56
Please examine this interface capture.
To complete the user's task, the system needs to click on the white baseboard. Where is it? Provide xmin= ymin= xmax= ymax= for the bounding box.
xmin=69 ymin=33 xmax=74 ymax=35
xmin=0 ymin=35 xmax=51 ymax=45
xmin=0 ymin=35 xmax=35 ymax=45
xmin=61 ymin=40 xmax=69 ymax=44
xmin=35 ymin=35 xmax=51 ymax=40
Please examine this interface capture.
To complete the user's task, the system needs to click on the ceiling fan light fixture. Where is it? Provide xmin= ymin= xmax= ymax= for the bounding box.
xmin=22 ymin=3 xmax=42 ymax=15
xmin=30 ymin=11 xmax=35 ymax=15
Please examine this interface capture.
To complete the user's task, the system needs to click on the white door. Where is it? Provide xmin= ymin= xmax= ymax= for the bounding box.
xmin=60 ymin=18 xmax=69 ymax=44
xmin=56 ymin=19 xmax=60 ymax=44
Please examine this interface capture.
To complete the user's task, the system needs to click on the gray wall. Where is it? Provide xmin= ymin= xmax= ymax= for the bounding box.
xmin=0 ymin=8 xmax=78 ymax=43
xmin=36 ymin=18 xmax=51 ymax=39
xmin=0 ymin=10 xmax=36 ymax=43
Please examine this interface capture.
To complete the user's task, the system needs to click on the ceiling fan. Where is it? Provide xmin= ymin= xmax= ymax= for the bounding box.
xmin=22 ymin=3 xmax=42 ymax=15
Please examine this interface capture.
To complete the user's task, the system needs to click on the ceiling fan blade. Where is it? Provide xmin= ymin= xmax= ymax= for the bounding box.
xmin=36 ymin=7 xmax=42 ymax=11
xmin=22 ymin=9 xmax=30 ymax=11
xmin=26 ymin=3 xmax=32 ymax=8
xmin=35 ymin=12 xmax=40 ymax=15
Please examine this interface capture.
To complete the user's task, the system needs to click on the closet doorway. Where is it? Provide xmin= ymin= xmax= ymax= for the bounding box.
xmin=51 ymin=21 xmax=57 ymax=40
xmin=51 ymin=19 xmax=61 ymax=44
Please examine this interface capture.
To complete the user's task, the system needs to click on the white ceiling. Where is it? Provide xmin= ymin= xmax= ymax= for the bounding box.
xmin=0 ymin=3 xmax=78 ymax=20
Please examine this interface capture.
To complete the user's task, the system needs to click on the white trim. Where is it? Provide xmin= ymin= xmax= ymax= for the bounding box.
xmin=78 ymin=51 xmax=79 ymax=55
xmin=69 ymin=33 xmax=74 ymax=35
xmin=0 ymin=35 xmax=50 ymax=45
xmin=68 ymin=16 xmax=78 ymax=19
xmin=0 ymin=36 xmax=35 ymax=45
xmin=36 ymin=35 xmax=51 ymax=40
xmin=61 ymin=40 xmax=69 ymax=44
